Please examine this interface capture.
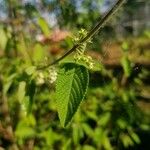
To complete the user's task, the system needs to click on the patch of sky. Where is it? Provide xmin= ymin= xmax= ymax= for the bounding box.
xmin=0 ymin=0 xmax=116 ymax=26
xmin=0 ymin=0 xmax=7 ymax=19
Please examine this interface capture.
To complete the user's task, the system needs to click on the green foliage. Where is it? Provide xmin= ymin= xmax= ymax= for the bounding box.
xmin=0 ymin=26 xmax=8 ymax=50
xmin=33 ymin=43 xmax=47 ymax=63
xmin=0 ymin=0 xmax=149 ymax=149
xmin=121 ymin=56 xmax=132 ymax=77
xmin=38 ymin=17 xmax=50 ymax=36
xmin=56 ymin=63 xmax=89 ymax=127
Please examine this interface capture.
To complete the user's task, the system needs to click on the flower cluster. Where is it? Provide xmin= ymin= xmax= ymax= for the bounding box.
xmin=73 ymin=29 xmax=91 ymax=54
xmin=74 ymin=54 xmax=94 ymax=69
xmin=36 ymin=67 xmax=57 ymax=85
xmin=48 ymin=67 xmax=58 ymax=84
xmin=73 ymin=29 xmax=88 ymax=43
xmin=73 ymin=29 xmax=94 ymax=69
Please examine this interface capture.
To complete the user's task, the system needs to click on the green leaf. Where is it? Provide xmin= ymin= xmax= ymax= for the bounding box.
xmin=83 ymin=145 xmax=96 ymax=150
xmin=102 ymin=134 xmax=113 ymax=150
xmin=20 ymin=96 xmax=29 ymax=118
xmin=117 ymin=119 xmax=127 ymax=129
xmin=129 ymin=130 xmax=140 ymax=144
xmin=62 ymin=139 xmax=71 ymax=150
xmin=25 ymin=66 xmax=36 ymax=75
xmin=121 ymin=42 xmax=129 ymax=51
xmin=18 ymin=81 xmax=26 ymax=102
xmin=38 ymin=17 xmax=50 ymax=36
xmin=0 ymin=27 xmax=8 ymax=50
xmin=56 ymin=63 xmax=89 ymax=127
xmin=72 ymin=125 xmax=84 ymax=145
xmin=98 ymin=112 xmax=111 ymax=126
xmin=3 ymin=73 xmax=17 ymax=95
xmin=15 ymin=121 xmax=35 ymax=139
xmin=120 ymin=133 xmax=134 ymax=148
xmin=33 ymin=43 xmax=46 ymax=62
xmin=82 ymin=123 xmax=94 ymax=137
xmin=121 ymin=56 xmax=132 ymax=77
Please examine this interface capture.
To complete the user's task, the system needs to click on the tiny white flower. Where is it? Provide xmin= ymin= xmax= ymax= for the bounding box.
xmin=36 ymin=72 xmax=45 ymax=85
xmin=89 ymin=62 xmax=94 ymax=69
xmin=48 ymin=67 xmax=58 ymax=83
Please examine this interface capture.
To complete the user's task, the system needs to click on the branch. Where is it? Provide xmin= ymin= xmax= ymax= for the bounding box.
xmin=38 ymin=0 xmax=127 ymax=70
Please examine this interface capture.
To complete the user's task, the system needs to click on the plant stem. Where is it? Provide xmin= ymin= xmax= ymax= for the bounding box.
xmin=38 ymin=0 xmax=126 ymax=70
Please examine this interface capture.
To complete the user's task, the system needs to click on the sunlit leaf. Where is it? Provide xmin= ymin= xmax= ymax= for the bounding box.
xmin=33 ymin=43 xmax=46 ymax=62
xmin=0 ymin=27 xmax=8 ymax=50
xmin=25 ymin=66 xmax=36 ymax=75
xmin=121 ymin=56 xmax=132 ymax=77
xmin=56 ymin=63 xmax=89 ymax=127
xmin=18 ymin=81 xmax=26 ymax=102
xmin=38 ymin=17 xmax=50 ymax=36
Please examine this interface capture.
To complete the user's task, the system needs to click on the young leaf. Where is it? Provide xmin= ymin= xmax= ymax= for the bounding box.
xmin=38 ymin=17 xmax=50 ymax=36
xmin=121 ymin=56 xmax=132 ymax=77
xmin=18 ymin=81 xmax=26 ymax=102
xmin=56 ymin=63 xmax=89 ymax=127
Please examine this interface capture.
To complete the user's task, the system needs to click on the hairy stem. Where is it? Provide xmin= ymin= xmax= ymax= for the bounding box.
xmin=38 ymin=0 xmax=126 ymax=70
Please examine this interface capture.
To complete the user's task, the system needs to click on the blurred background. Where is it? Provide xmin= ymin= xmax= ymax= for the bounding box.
xmin=0 ymin=0 xmax=150 ymax=150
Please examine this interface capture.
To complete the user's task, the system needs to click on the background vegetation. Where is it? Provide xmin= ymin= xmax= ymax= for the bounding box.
xmin=0 ymin=0 xmax=150 ymax=149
